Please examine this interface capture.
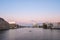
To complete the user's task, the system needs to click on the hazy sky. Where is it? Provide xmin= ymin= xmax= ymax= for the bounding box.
xmin=0 ymin=0 xmax=60 ymax=23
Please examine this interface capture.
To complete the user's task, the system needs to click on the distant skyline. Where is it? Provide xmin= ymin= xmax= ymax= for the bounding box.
xmin=0 ymin=0 xmax=60 ymax=24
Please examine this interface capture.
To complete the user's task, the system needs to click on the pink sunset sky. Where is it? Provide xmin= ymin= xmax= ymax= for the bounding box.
xmin=0 ymin=0 xmax=60 ymax=24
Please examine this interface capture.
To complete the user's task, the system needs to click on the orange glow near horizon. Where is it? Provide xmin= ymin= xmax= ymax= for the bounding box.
xmin=9 ymin=22 xmax=16 ymax=24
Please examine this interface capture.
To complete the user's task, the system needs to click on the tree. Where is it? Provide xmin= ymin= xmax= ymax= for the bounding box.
xmin=43 ymin=23 xmax=47 ymax=29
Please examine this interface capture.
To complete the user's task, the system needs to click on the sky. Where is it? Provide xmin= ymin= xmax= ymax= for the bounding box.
xmin=0 ymin=0 xmax=60 ymax=24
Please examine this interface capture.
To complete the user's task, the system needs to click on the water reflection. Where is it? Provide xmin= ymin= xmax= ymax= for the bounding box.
xmin=0 ymin=28 xmax=60 ymax=40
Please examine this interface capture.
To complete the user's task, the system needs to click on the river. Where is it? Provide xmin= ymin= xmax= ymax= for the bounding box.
xmin=0 ymin=28 xmax=60 ymax=40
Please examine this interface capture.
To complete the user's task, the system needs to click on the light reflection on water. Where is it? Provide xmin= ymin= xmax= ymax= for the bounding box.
xmin=0 ymin=28 xmax=60 ymax=40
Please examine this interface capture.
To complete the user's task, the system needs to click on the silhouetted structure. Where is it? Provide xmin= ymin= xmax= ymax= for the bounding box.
xmin=0 ymin=18 xmax=10 ymax=30
xmin=9 ymin=24 xmax=20 ymax=29
xmin=43 ymin=23 xmax=47 ymax=29
xmin=47 ymin=23 xmax=53 ymax=29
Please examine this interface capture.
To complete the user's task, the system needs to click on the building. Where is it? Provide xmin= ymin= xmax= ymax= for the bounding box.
xmin=52 ymin=23 xmax=60 ymax=28
xmin=0 ymin=18 xmax=10 ymax=30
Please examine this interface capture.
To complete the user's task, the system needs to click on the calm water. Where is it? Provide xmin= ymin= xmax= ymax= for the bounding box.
xmin=0 ymin=28 xmax=60 ymax=40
